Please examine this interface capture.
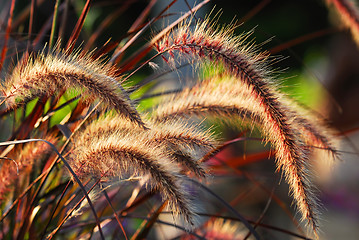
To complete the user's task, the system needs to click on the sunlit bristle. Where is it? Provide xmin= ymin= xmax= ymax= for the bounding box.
xmin=1 ymin=49 xmax=146 ymax=128
xmin=74 ymin=113 xmax=216 ymax=178
xmin=70 ymin=129 xmax=195 ymax=223
xmin=151 ymin=31 xmax=324 ymax=231
xmin=148 ymin=119 xmax=217 ymax=178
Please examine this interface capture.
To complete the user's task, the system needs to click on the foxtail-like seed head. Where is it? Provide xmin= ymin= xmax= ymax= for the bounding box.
xmin=1 ymin=49 xmax=146 ymax=128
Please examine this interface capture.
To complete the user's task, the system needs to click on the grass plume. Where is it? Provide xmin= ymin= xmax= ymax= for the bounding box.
xmin=154 ymin=25 xmax=332 ymax=232
xmin=70 ymin=129 xmax=194 ymax=223
xmin=75 ymin=113 xmax=216 ymax=178
xmin=1 ymin=49 xmax=145 ymax=128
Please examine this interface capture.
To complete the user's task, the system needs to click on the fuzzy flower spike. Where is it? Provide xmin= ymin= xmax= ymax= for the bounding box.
xmin=1 ymin=49 xmax=145 ymax=128
xmin=153 ymin=18 xmax=337 ymax=236
xmin=70 ymin=119 xmax=196 ymax=224
xmin=76 ymin=113 xmax=217 ymax=178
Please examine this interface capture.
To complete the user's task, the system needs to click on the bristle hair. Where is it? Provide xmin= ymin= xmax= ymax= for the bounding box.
xmin=70 ymin=113 xmax=219 ymax=222
xmin=1 ymin=49 xmax=145 ymax=128
xmin=75 ymin=113 xmax=216 ymax=178
xmin=150 ymin=65 xmax=330 ymax=232
xmin=70 ymin=130 xmax=194 ymax=223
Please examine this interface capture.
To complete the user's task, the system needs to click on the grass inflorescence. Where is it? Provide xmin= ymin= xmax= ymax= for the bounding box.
xmin=154 ymin=22 xmax=338 ymax=233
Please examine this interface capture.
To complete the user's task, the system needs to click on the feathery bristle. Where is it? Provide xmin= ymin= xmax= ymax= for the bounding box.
xmin=75 ymin=113 xmax=216 ymax=178
xmin=148 ymin=119 xmax=217 ymax=178
xmin=290 ymin=110 xmax=338 ymax=159
xmin=154 ymin=18 xmax=329 ymax=230
xmin=152 ymin=78 xmax=260 ymax=124
xmin=150 ymin=119 xmax=216 ymax=150
xmin=151 ymin=71 xmax=324 ymax=233
xmin=1 ymin=50 xmax=145 ymax=128
xmin=70 ymin=125 xmax=195 ymax=223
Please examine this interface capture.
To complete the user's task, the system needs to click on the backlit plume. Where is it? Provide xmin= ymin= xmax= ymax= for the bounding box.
xmin=1 ymin=50 xmax=145 ymax=128
xmin=153 ymin=20 xmax=338 ymax=235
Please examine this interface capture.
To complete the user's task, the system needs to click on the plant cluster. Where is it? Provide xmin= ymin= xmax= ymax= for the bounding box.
xmin=1 ymin=0 xmax=357 ymax=239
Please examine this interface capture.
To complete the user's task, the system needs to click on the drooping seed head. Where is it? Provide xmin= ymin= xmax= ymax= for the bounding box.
xmin=1 ymin=49 xmax=146 ymax=128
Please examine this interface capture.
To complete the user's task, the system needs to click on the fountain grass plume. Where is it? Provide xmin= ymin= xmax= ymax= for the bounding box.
xmin=70 ymin=129 xmax=195 ymax=224
xmin=1 ymin=48 xmax=146 ymax=128
xmin=73 ymin=113 xmax=216 ymax=178
xmin=150 ymin=64 xmax=332 ymax=236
